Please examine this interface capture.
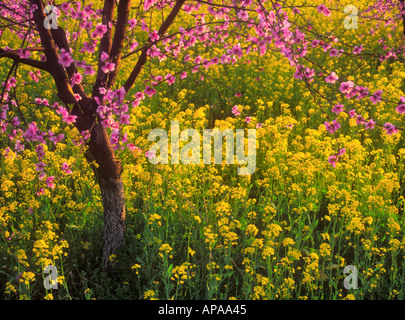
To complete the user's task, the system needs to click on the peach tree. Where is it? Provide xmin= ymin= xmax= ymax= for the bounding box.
xmin=1 ymin=0 xmax=405 ymax=265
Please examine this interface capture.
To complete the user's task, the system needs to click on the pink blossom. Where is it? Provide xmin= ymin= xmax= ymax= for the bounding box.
xmin=147 ymin=45 xmax=161 ymax=58
xmin=120 ymin=114 xmax=130 ymax=125
xmin=8 ymin=77 xmax=17 ymax=88
xmin=144 ymin=85 xmax=157 ymax=97
xmin=365 ymin=119 xmax=376 ymax=129
xmin=231 ymin=44 xmax=244 ymax=58
xmin=396 ymin=96 xmax=405 ymax=113
xmin=35 ymin=161 xmax=46 ymax=172
xmin=128 ymin=18 xmax=137 ymax=30
xmin=63 ymin=114 xmax=77 ymax=124
xmin=18 ymin=48 xmax=31 ymax=59
xmin=149 ymin=30 xmax=160 ymax=42
xmin=100 ymin=51 xmax=109 ymax=62
xmin=130 ymin=41 xmax=139 ymax=51
xmin=241 ymin=0 xmax=252 ymax=6
xmin=324 ymin=119 xmax=341 ymax=134
xmin=82 ymin=64 xmax=95 ymax=75
xmin=325 ymin=72 xmax=338 ymax=84
xmin=337 ymin=148 xmax=346 ymax=157
xmin=238 ymin=10 xmax=249 ymax=21
xmin=304 ymin=67 xmax=315 ymax=79
xmin=311 ymin=39 xmax=320 ymax=48
xmin=329 ymin=48 xmax=339 ymax=57
xmin=35 ymin=97 xmax=49 ymax=106
xmin=245 ymin=116 xmax=251 ymax=124
xmin=101 ymin=115 xmax=115 ymax=128
xmin=165 ymin=73 xmax=176 ymax=85
xmin=46 ymin=176 xmax=55 ymax=189
xmin=28 ymin=71 xmax=39 ymax=82
xmin=232 ymin=105 xmax=241 ymax=116
xmin=339 ymin=81 xmax=354 ymax=94
xmin=145 ymin=150 xmax=156 ymax=159
xmin=328 ymin=154 xmax=337 ymax=168
xmin=71 ymin=72 xmax=83 ymax=86
xmin=353 ymin=44 xmax=363 ymax=54
xmin=110 ymin=129 xmax=120 ymax=146
xmin=102 ymin=62 xmax=116 ymax=73
xmin=354 ymin=86 xmax=369 ymax=100
xmin=81 ymin=41 xmax=96 ymax=53
xmin=322 ymin=42 xmax=332 ymax=52
xmin=135 ymin=91 xmax=145 ymax=100
xmin=356 ymin=115 xmax=366 ymax=125
xmin=36 ymin=188 xmax=45 ymax=196
xmin=128 ymin=143 xmax=141 ymax=152
xmin=317 ymin=4 xmax=331 ymax=17
xmin=140 ymin=20 xmax=149 ymax=31
xmin=370 ymin=90 xmax=383 ymax=104
xmin=23 ymin=123 xmax=39 ymax=142
xmin=11 ymin=116 xmax=20 ymax=127
xmin=15 ymin=139 xmax=24 ymax=152
xmin=397 ymin=102 xmax=405 ymax=114
xmin=81 ymin=130 xmax=91 ymax=140
xmin=62 ymin=162 xmax=73 ymax=174
xmin=49 ymin=133 xmax=64 ymax=145
xmin=328 ymin=148 xmax=346 ymax=168
xmin=384 ymin=123 xmax=398 ymax=135
xmin=331 ymin=103 xmax=344 ymax=114
xmin=35 ymin=144 xmax=45 ymax=159
xmin=58 ymin=49 xmax=74 ymax=68
xmin=93 ymin=24 xmax=107 ymax=38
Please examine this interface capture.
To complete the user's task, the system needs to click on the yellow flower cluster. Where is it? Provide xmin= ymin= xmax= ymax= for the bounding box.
xmin=171 ymin=262 xmax=196 ymax=284
xmin=32 ymin=221 xmax=69 ymax=267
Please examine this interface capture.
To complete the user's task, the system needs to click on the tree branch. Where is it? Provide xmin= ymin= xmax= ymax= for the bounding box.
xmin=31 ymin=0 xmax=77 ymax=106
xmin=92 ymin=0 xmax=115 ymax=98
xmin=31 ymin=0 xmax=93 ymax=133
xmin=0 ymin=61 xmax=17 ymax=104
xmin=50 ymin=26 xmax=88 ymax=99
xmin=123 ymin=0 xmax=186 ymax=94
xmin=106 ymin=0 xmax=132 ymax=89
xmin=0 ymin=48 xmax=48 ymax=71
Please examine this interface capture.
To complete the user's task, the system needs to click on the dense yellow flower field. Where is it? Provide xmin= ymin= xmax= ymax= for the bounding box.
xmin=1 ymin=0 xmax=404 ymax=300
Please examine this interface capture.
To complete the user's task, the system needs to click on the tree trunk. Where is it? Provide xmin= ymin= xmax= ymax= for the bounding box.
xmin=99 ymin=174 xmax=125 ymax=266
xmin=84 ymin=122 xmax=126 ymax=267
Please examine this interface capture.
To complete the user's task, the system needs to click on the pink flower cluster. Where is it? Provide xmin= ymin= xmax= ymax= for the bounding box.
xmin=317 ymin=4 xmax=331 ymax=17
xmin=328 ymin=148 xmax=346 ymax=168
xmin=324 ymin=120 xmax=341 ymax=134
xmin=2 ymin=0 xmax=405 ymax=183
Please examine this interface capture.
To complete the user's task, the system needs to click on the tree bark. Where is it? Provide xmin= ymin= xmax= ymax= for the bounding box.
xmin=84 ymin=121 xmax=126 ymax=267
xmin=99 ymin=173 xmax=126 ymax=267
